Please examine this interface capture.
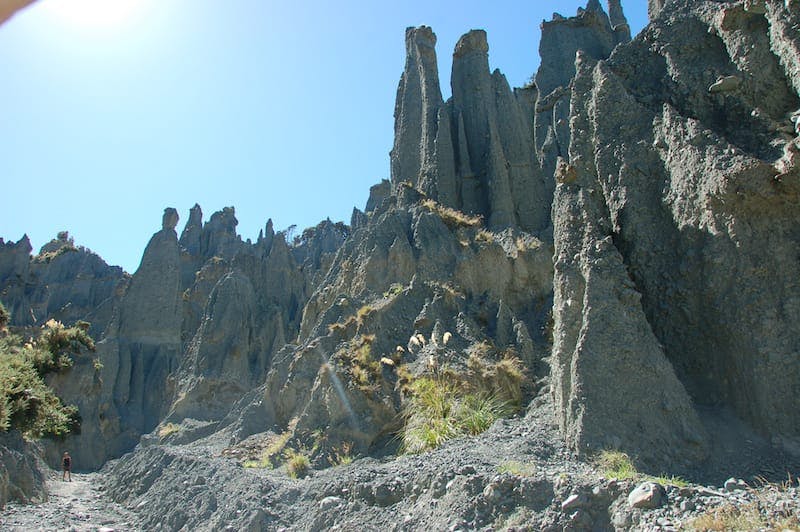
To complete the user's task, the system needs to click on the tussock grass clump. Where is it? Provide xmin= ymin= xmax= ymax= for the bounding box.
xmin=596 ymin=450 xmax=639 ymax=480
xmin=401 ymin=374 xmax=514 ymax=453
xmin=335 ymin=335 xmax=381 ymax=392
xmin=686 ymin=502 xmax=800 ymax=531
xmin=331 ymin=442 xmax=354 ymax=466
xmin=421 ymin=198 xmax=483 ymax=229
xmin=158 ymin=422 xmax=181 ymax=439
xmin=356 ymin=304 xmax=374 ymax=323
xmin=595 ymin=450 xmax=688 ymax=487
xmin=498 ymin=460 xmax=536 ymax=477
xmin=243 ymin=429 xmax=293 ymax=469
xmin=475 ymin=229 xmax=494 ymax=243
xmin=284 ymin=447 xmax=311 ymax=479
xmin=466 ymin=349 xmax=525 ymax=407
xmin=400 ymin=349 xmax=526 ymax=454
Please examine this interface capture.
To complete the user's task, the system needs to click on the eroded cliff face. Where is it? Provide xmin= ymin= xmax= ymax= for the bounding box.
xmin=551 ymin=0 xmax=800 ymax=468
xmin=1 ymin=0 xmax=799 ymax=486
xmin=0 ymin=206 xmax=343 ymax=469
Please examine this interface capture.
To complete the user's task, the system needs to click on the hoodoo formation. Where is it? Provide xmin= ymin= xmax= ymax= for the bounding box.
xmin=1 ymin=1 xmax=799 ymax=529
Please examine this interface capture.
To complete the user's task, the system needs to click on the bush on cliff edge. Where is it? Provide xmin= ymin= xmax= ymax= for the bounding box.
xmin=0 ymin=303 xmax=90 ymax=439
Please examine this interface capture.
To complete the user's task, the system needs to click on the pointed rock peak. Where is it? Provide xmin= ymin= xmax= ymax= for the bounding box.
xmin=607 ymin=0 xmax=631 ymax=42
xmin=406 ymin=25 xmax=436 ymax=49
xmin=454 ymin=29 xmax=489 ymax=59
xmin=366 ymin=180 xmax=391 ymax=213
xmin=207 ymin=207 xmax=238 ymax=230
xmin=607 ymin=0 xmax=627 ymax=26
xmin=16 ymin=234 xmax=32 ymax=253
xmin=257 ymin=218 xmax=275 ymax=253
xmin=585 ymin=0 xmax=603 ymax=12
xmin=187 ymin=204 xmax=203 ymax=226
xmin=162 ymin=207 xmax=179 ymax=231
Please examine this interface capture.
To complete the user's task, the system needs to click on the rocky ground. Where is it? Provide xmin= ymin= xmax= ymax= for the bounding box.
xmin=1 ymin=399 xmax=799 ymax=530
xmin=0 ymin=471 xmax=134 ymax=531
xmin=18 ymin=398 xmax=784 ymax=531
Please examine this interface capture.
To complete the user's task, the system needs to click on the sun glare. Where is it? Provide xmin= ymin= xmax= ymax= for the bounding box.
xmin=40 ymin=0 xmax=143 ymax=29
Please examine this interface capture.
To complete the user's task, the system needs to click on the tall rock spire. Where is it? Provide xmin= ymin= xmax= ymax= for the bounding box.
xmin=607 ymin=0 xmax=631 ymax=42
xmin=390 ymin=26 xmax=444 ymax=192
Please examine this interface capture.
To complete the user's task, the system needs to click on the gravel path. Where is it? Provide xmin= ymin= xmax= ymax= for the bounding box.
xmin=0 ymin=472 xmax=135 ymax=532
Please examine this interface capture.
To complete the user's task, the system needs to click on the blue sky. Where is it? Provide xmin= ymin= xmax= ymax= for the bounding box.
xmin=0 ymin=0 xmax=648 ymax=273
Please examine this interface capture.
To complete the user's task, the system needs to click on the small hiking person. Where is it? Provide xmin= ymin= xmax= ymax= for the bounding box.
xmin=62 ymin=451 xmax=71 ymax=481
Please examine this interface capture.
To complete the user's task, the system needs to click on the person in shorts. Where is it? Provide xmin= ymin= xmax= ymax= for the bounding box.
xmin=62 ymin=451 xmax=71 ymax=481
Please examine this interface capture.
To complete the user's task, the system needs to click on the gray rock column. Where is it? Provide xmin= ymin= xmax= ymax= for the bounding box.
xmin=390 ymin=26 xmax=444 ymax=193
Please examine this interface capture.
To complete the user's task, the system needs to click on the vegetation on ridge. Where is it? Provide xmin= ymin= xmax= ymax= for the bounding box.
xmin=420 ymin=198 xmax=483 ymax=229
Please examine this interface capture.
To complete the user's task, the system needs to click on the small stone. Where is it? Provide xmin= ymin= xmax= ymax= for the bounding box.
xmin=708 ymin=75 xmax=740 ymax=93
xmin=628 ymin=482 xmax=665 ymax=509
xmin=561 ymin=493 xmax=588 ymax=512
xmin=723 ymin=478 xmax=748 ymax=492
xmin=319 ymin=496 xmax=342 ymax=510
xmin=679 ymin=499 xmax=695 ymax=512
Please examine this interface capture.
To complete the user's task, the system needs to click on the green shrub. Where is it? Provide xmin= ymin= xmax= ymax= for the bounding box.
xmin=0 ymin=337 xmax=80 ymax=437
xmin=0 ymin=316 xmax=92 ymax=439
xmin=382 ymin=283 xmax=404 ymax=299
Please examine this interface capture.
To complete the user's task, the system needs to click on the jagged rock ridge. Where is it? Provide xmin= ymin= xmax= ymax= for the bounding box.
xmin=0 ymin=206 xmax=347 ymax=469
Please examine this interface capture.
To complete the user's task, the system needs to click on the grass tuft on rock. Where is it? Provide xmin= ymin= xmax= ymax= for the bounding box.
xmin=596 ymin=450 xmax=639 ymax=480
xmin=595 ymin=449 xmax=688 ymax=487
xmin=284 ymin=447 xmax=311 ymax=479
xmin=400 ymin=365 xmax=520 ymax=454
xmin=420 ymin=198 xmax=483 ymax=229
xmin=157 ymin=422 xmax=181 ymax=439
xmin=497 ymin=460 xmax=536 ymax=477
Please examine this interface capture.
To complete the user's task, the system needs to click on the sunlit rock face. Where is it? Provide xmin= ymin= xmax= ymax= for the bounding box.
xmin=1 ymin=0 xmax=799 ymax=491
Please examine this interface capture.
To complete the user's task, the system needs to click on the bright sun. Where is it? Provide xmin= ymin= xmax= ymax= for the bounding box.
xmin=41 ymin=0 xmax=143 ymax=29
